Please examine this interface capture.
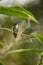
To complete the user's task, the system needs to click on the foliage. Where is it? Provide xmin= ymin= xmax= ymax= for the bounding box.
xmin=0 ymin=6 xmax=39 ymax=23
xmin=0 ymin=5 xmax=43 ymax=65
xmin=33 ymin=33 xmax=43 ymax=45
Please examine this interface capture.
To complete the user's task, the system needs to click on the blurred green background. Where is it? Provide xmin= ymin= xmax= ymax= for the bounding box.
xmin=0 ymin=0 xmax=43 ymax=65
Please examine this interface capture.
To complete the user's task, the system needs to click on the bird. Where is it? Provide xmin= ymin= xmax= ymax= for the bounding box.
xmin=13 ymin=23 xmax=19 ymax=38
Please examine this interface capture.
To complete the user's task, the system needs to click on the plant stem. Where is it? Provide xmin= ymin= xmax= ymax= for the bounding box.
xmin=0 ymin=28 xmax=13 ymax=33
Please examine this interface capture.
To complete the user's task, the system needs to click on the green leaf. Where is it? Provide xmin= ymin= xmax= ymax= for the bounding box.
xmin=10 ymin=6 xmax=39 ymax=23
xmin=0 ymin=6 xmax=39 ymax=23
xmin=33 ymin=33 xmax=43 ymax=44
xmin=7 ymin=48 xmax=41 ymax=55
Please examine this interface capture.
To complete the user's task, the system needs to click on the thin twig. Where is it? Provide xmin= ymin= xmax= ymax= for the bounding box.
xmin=22 ymin=34 xmax=34 ymax=38
xmin=0 ymin=28 xmax=34 ymax=38
xmin=0 ymin=28 xmax=13 ymax=33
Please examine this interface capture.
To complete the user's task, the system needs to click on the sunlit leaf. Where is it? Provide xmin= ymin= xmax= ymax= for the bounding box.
xmin=33 ymin=33 xmax=43 ymax=44
xmin=0 ymin=6 xmax=39 ymax=23
xmin=7 ymin=48 xmax=42 ymax=54
xmin=10 ymin=6 xmax=39 ymax=23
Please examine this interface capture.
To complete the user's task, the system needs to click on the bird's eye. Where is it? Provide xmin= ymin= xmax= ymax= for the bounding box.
xmin=13 ymin=23 xmax=19 ymax=38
